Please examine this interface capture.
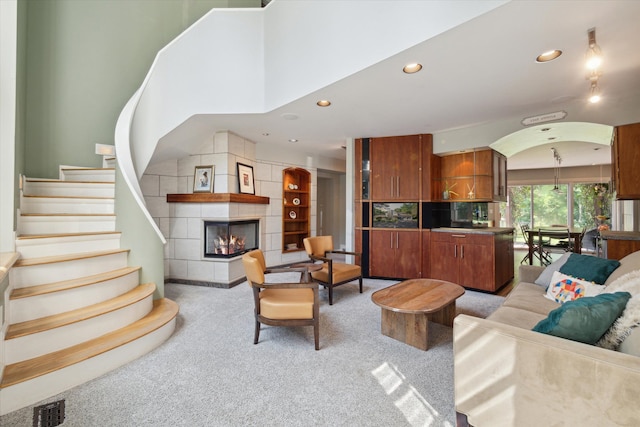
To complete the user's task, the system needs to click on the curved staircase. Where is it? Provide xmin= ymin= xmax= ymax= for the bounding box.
xmin=0 ymin=167 xmax=178 ymax=415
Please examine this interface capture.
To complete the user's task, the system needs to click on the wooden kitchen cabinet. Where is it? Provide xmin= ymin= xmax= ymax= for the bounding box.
xmin=492 ymin=150 xmax=508 ymax=201
xmin=612 ymin=122 xmax=640 ymax=200
xmin=369 ymin=229 xmax=421 ymax=278
xmin=430 ymin=230 xmax=513 ymax=292
xmin=437 ymin=148 xmax=507 ymax=202
xmin=370 ymin=135 xmax=423 ymax=200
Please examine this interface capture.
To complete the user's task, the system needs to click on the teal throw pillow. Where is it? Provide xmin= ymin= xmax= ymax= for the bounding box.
xmin=532 ymin=292 xmax=631 ymax=344
xmin=559 ymin=253 xmax=620 ymax=285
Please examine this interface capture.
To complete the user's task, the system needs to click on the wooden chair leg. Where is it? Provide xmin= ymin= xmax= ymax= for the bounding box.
xmin=254 ymin=319 xmax=260 ymax=345
xmin=313 ymin=320 xmax=319 ymax=351
xmin=328 ymin=286 xmax=334 ymax=305
xmin=358 ymin=277 xmax=363 ymax=293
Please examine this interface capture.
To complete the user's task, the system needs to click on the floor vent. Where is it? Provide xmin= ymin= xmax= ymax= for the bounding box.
xmin=33 ymin=400 xmax=65 ymax=427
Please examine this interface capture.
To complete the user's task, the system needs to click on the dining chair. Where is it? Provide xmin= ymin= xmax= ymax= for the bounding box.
xmin=302 ymin=235 xmax=362 ymax=305
xmin=520 ymin=224 xmax=552 ymax=265
xmin=242 ymin=249 xmax=320 ymax=350
xmin=537 ymin=227 xmax=570 ymax=265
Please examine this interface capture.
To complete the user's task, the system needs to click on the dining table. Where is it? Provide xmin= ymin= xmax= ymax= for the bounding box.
xmin=525 ymin=227 xmax=584 ymax=265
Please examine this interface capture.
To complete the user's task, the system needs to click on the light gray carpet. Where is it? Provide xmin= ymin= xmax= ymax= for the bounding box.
xmin=1 ymin=276 xmax=504 ymax=427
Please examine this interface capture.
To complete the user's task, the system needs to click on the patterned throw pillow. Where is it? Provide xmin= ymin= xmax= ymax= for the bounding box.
xmin=545 ymin=271 xmax=604 ymax=303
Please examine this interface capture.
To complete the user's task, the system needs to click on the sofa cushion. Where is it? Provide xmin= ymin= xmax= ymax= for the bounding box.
xmin=487 ymin=306 xmax=548 ymax=329
xmin=533 ymin=292 xmax=631 ymax=345
xmin=597 ymin=269 xmax=640 ymax=351
xmin=544 ymin=271 xmax=604 ymax=303
xmin=534 ymin=253 xmax=571 ymax=287
xmin=502 ymin=282 xmax=561 ymax=315
xmin=605 ymin=250 xmax=640 ymax=286
xmin=559 ymin=253 xmax=620 ymax=285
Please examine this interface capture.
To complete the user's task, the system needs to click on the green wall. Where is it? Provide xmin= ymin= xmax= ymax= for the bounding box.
xmin=24 ymin=0 xmax=259 ymax=178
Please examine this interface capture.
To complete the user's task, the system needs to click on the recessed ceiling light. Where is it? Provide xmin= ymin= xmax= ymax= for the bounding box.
xmin=403 ymin=63 xmax=422 ymax=74
xmin=289 ymin=139 xmax=298 ymax=143
xmin=317 ymin=100 xmax=331 ymax=107
xmin=536 ymin=50 xmax=562 ymax=63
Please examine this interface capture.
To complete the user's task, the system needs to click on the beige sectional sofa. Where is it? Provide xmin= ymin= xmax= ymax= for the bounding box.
xmin=454 ymin=250 xmax=640 ymax=426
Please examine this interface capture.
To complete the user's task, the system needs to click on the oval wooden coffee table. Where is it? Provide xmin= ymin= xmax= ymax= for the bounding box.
xmin=371 ymin=279 xmax=465 ymax=350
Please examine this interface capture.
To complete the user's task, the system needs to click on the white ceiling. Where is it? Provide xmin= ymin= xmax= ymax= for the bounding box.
xmin=156 ymin=1 xmax=640 ymax=171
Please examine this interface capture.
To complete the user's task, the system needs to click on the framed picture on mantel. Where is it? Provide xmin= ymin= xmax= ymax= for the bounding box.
xmin=237 ymin=162 xmax=255 ymax=195
xmin=193 ymin=165 xmax=214 ymax=193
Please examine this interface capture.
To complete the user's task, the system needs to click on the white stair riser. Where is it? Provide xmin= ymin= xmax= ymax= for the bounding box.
xmin=18 ymin=215 xmax=116 ymax=235
xmin=20 ymin=196 xmax=114 ymax=215
xmin=16 ymin=233 xmax=121 ymax=258
xmin=23 ymin=181 xmax=114 ymax=198
xmin=0 ymin=318 xmax=176 ymax=416
xmin=60 ymin=169 xmax=115 ymax=182
xmin=11 ymin=252 xmax=128 ymax=288
xmin=5 ymin=296 xmax=153 ymax=364
xmin=9 ymin=270 xmax=140 ymax=323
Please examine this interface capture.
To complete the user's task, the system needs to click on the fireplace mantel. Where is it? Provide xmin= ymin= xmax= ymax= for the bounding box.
xmin=166 ymin=193 xmax=270 ymax=204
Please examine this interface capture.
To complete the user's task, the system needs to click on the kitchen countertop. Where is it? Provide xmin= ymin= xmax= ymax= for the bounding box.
xmin=432 ymin=227 xmax=514 ymax=235
xmin=600 ymin=230 xmax=640 ymax=241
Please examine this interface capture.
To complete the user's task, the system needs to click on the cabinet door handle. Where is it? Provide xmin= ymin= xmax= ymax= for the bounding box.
xmin=454 ymin=244 xmax=457 ymax=258
xmin=396 ymin=176 xmax=400 ymax=197
xmin=461 ymin=245 xmax=464 ymax=258
xmin=396 ymin=232 xmax=399 ymax=249
xmin=390 ymin=176 xmax=394 ymax=197
xmin=390 ymin=234 xmax=393 ymax=249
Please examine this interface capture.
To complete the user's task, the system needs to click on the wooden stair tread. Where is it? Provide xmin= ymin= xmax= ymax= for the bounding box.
xmin=25 ymin=178 xmax=114 ymax=185
xmin=20 ymin=213 xmax=116 ymax=217
xmin=14 ymin=248 xmax=128 ymax=267
xmin=16 ymin=231 xmax=121 ymax=240
xmin=6 ymin=282 xmax=156 ymax=340
xmin=0 ymin=298 xmax=179 ymax=388
xmin=60 ymin=168 xmax=115 ymax=171
xmin=11 ymin=266 xmax=141 ymax=299
xmin=22 ymin=194 xmax=113 ymax=200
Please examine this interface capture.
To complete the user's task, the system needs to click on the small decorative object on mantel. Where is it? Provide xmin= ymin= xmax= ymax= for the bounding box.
xmin=292 ymin=197 xmax=301 ymax=205
xmin=237 ymin=162 xmax=255 ymax=195
xmin=443 ymin=180 xmax=458 ymax=200
xmin=193 ymin=165 xmax=214 ymax=193
xmin=289 ymin=211 xmax=297 ymax=219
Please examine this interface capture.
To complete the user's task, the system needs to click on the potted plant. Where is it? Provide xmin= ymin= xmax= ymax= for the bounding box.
xmin=443 ymin=181 xmax=458 ymax=200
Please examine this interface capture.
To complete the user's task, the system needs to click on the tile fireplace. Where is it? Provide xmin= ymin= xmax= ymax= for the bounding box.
xmin=204 ymin=219 xmax=259 ymax=258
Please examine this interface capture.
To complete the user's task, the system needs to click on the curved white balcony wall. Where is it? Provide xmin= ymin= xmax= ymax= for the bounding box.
xmin=128 ymin=0 xmax=508 ymax=178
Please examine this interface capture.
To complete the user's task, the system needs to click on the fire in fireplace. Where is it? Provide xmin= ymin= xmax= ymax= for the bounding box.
xmin=204 ymin=219 xmax=259 ymax=258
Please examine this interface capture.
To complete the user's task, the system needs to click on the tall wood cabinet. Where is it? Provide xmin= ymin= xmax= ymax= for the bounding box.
xmin=612 ymin=122 xmax=640 ymax=200
xmin=282 ymin=167 xmax=310 ymax=253
xmin=355 ymin=134 xmax=433 ymax=280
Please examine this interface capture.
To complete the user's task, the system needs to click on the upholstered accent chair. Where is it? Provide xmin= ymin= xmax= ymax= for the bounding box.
xmin=302 ymin=236 xmax=362 ymax=305
xmin=242 ymin=249 xmax=320 ymax=350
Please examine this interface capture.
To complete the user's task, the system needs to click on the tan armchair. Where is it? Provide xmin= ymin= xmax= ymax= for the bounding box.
xmin=242 ymin=249 xmax=320 ymax=350
xmin=302 ymin=236 xmax=362 ymax=305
